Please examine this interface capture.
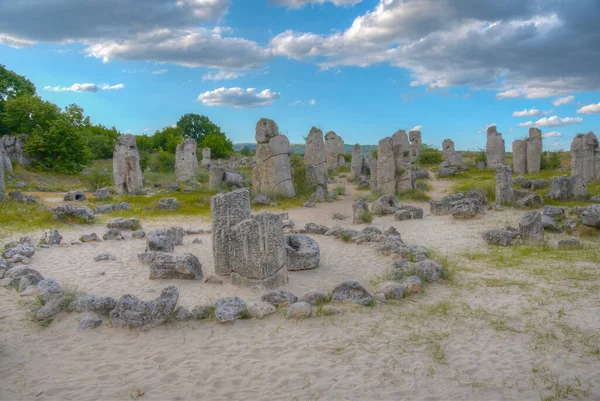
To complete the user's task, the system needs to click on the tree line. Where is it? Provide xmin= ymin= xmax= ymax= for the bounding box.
xmin=0 ymin=64 xmax=233 ymax=174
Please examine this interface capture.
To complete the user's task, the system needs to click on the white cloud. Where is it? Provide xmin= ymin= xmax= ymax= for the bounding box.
xmin=202 ymin=70 xmax=244 ymax=81
xmin=410 ymin=125 xmax=422 ymax=131
xmin=576 ymin=102 xmax=600 ymax=115
xmin=518 ymin=121 xmax=534 ymax=127
xmin=543 ymin=131 xmax=562 ymax=138
xmin=512 ymin=108 xmax=542 ymax=117
xmin=533 ymin=115 xmax=582 ymax=127
xmin=552 ymin=95 xmax=574 ymax=106
xmin=44 ymin=83 xmax=124 ymax=93
xmin=270 ymin=0 xmax=362 ymax=9
xmin=477 ymin=123 xmax=497 ymax=134
xmin=289 ymin=99 xmax=317 ymax=107
xmin=289 ymin=100 xmax=302 ymax=107
xmin=152 ymin=69 xmax=167 ymax=75
xmin=309 ymin=99 xmax=316 ymax=105
xmin=197 ymin=87 xmax=280 ymax=108
xmin=0 ymin=34 xmax=35 ymax=48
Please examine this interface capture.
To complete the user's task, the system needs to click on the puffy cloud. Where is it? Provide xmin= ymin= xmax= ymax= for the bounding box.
xmin=576 ymin=102 xmax=600 ymax=115
xmin=270 ymin=0 xmax=362 ymax=8
xmin=44 ymin=83 xmax=125 ymax=93
xmin=512 ymin=108 xmax=541 ymax=117
xmin=543 ymin=131 xmax=562 ymax=138
xmin=202 ymin=70 xmax=244 ymax=81
xmin=518 ymin=121 xmax=534 ymax=127
xmin=410 ymin=125 xmax=422 ymax=131
xmin=0 ymin=0 xmax=230 ymax=42
xmin=85 ymin=28 xmax=271 ymax=70
xmin=533 ymin=115 xmax=582 ymax=127
xmin=197 ymin=87 xmax=280 ymax=108
xmin=552 ymin=95 xmax=574 ymax=106
xmin=271 ymin=1 xmax=600 ymax=97
xmin=0 ymin=34 xmax=35 ymax=48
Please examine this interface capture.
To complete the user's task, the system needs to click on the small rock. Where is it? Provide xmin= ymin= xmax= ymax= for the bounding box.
xmin=286 ymin=302 xmax=312 ymax=319
xmin=80 ymin=233 xmax=101 ymax=243
xmin=214 ymin=296 xmax=248 ymax=323
xmin=558 ymin=238 xmax=583 ymax=250
xmin=404 ymin=276 xmax=423 ymax=296
xmin=321 ymin=305 xmax=341 ymax=316
xmin=132 ymin=230 xmax=146 ymax=239
xmin=380 ymin=282 xmax=406 ymax=300
xmin=248 ymin=302 xmax=276 ymax=319
xmin=331 ymin=281 xmax=374 ymax=306
xmin=77 ymin=315 xmax=103 ymax=331
xmin=261 ymin=290 xmax=298 ymax=308
xmin=94 ymin=253 xmax=116 ymax=262
xmin=298 ymin=290 xmax=329 ymax=306
xmin=173 ymin=306 xmax=194 ymax=321
xmin=192 ymin=238 xmax=203 ymax=244
xmin=103 ymin=229 xmax=124 ymax=241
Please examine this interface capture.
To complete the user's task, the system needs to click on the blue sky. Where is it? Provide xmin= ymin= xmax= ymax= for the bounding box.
xmin=1 ymin=0 xmax=599 ymax=150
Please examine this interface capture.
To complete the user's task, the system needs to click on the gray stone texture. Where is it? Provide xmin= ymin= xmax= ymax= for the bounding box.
xmin=175 ymin=139 xmax=198 ymax=182
xmin=325 ymin=131 xmax=344 ymax=170
xmin=0 ymin=134 xmax=30 ymax=165
xmin=519 ymin=211 xmax=544 ymax=245
xmin=109 ymin=286 xmax=179 ymax=331
xmin=350 ymin=144 xmax=364 ymax=180
xmin=148 ymin=252 xmax=203 ymax=280
xmin=201 ymin=147 xmax=211 ymax=166
xmin=304 ymin=127 xmax=329 ymax=186
xmin=352 ymin=199 xmax=369 ymax=224
xmin=441 ymin=139 xmax=463 ymax=168
xmin=409 ymin=130 xmax=422 ymax=162
xmin=571 ymin=132 xmax=600 ymax=182
xmin=495 ymin=165 xmax=515 ymax=205
xmin=512 ymin=140 xmax=528 ymax=175
xmin=486 ymin=126 xmax=505 ymax=168
xmin=113 ymin=134 xmax=143 ymax=194
xmin=547 ymin=175 xmax=588 ymax=200
xmin=527 ymin=128 xmax=542 ymax=174
xmin=284 ymin=234 xmax=320 ymax=270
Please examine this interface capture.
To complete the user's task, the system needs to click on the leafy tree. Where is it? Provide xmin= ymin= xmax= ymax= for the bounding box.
xmin=152 ymin=125 xmax=183 ymax=153
xmin=0 ymin=65 xmax=37 ymax=134
xmin=417 ymin=144 xmax=443 ymax=165
xmin=1 ymin=94 xmax=60 ymax=134
xmin=177 ymin=113 xmax=224 ymax=143
xmin=240 ymin=146 xmax=254 ymax=156
xmin=64 ymin=104 xmax=91 ymax=128
xmin=200 ymin=132 xmax=233 ymax=159
xmin=147 ymin=149 xmax=175 ymax=173
xmin=25 ymin=114 xmax=91 ymax=173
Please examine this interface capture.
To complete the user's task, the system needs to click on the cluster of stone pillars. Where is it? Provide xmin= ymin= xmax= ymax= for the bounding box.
xmin=512 ymin=128 xmax=542 ymax=174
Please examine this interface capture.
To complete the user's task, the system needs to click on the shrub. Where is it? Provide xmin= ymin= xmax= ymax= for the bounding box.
xmin=147 ymin=150 xmax=175 ymax=173
xmin=541 ymin=151 xmax=562 ymax=170
xmin=340 ymin=233 xmax=353 ymax=242
xmin=200 ymin=133 xmax=233 ymax=159
xmin=359 ymin=211 xmax=373 ymax=223
xmin=418 ymin=145 xmax=443 ymax=165
xmin=291 ymin=161 xmax=314 ymax=197
xmin=334 ymin=185 xmax=346 ymax=195
xmin=81 ymin=166 xmax=112 ymax=191
xmin=240 ymin=146 xmax=254 ymax=157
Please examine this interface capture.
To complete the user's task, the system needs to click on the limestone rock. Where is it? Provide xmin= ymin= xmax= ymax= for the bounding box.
xmin=284 ymin=234 xmax=320 ymax=270
xmin=37 ymin=279 xmax=63 ymax=303
xmin=380 ymin=282 xmax=406 ymax=300
xmin=210 ymin=189 xmax=252 ymax=276
xmin=441 ymin=138 xmax=464 ymax=168
xmin=514 ymin=192 xmax=544 ymax=208
xmin=581 ymin=204 xmax=600 ymax=228
xmin=486 ymin=126 xmax=505 ymax=168
xmin=261 ymin=290 xmax=298 ymax=308
xmin=325 ymin=131 xmax=344 ymax=170
xmin=321 ymin=305 xmax=341 ymax=316
xmin=409 ymin=130 xmax=422 ymax=161
xmin=372 ymin=194 xmax=398 ymax=215
xmin=548 ymin=175 xmax=588 ymax=200
xmin=158 ymin=197 xmax=181 ymax=210
xmin=394 ymin=205 xmax=423 ymax=220
xmin=77 ymin=315 xmax=103 ymax=331
xmin=53 ymin=204 xmax=95 ymax=222
xmin=175 ymin=139 xmax=198 ymax=182
xmin=110 ymin=286 xmax=179 ymax=330
xmin=94 ymin=202 xmax=130 ymax=214
xmin=40 ymin=229 xmax=62 ymax=246
xmin=331 ymin=281 xmax=374 ymax=306
xmin=286 ymin=302 xmax=312 ymax=319
xmin=248 ymin=302 xmax=276 ymax=319
xmin=107 ymin=218 xmax=141 ymax=231
xmin=558 ymin=239 xmax=583 ymax=250
xmin=201 ymin=147 xmax=211 ymax=166
xmin=304 ymin=127 xmax=329 ymax=186
xmin=527 ymin=128 xmax=542 ymax=174
xmin=483 ymin=229 xmax=516 ymax=246
xmin=571 ymin=132 xmax=600 ymax=182
xmin=0 ymin=134 xmax=30 ymax=165
xmin=352 ymin=199 xmax=369 ymax=224
xmin=214 ymin=296 xmax=248 ymax=323
xmin=495 ymin=165 xmax=514 ymax=205
xmin=113 ymin=134 xmax=143 ymax=194
xmin=519 ymin=211 xmax=544 ymax=245
xmin=299 ymin=290 xmax=329 ymax=306
xmin=350 ymin=144 xmax=364 ymax=180
xmin=6 ymin=266 xmax=44 ymax=292
xmin=64 ymin=190 xmax=86 ymax=202
xmin=512 ymin=140 xmax=528 ymax=175
xmin=148 ymin=252 xmax=203 ymax=280
xmin=71 ymin=295 xmax=117 ymax=314
xmin=103 ymin=229 xmax=124 ymax=241
xmin=33 ymin=297 xmax=64 ymax=320
xmin=94 ymin=252 xmax=116 ymax=261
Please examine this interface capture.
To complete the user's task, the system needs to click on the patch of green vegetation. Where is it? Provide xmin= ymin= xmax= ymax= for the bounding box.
xmin=358 ymin=211 xmax=373 ymax=224
xmin=448 ymin=169 xmax=496 ymax=202
xmin=0 ymin=200 xmax=69 ymax=240
xmin=398 ymin=187 xmax=430 ymax=202
xmin=340 ymin=233 xmax=353 ymax=242
xmin=334 ymin=185 xmax=346 ymax=196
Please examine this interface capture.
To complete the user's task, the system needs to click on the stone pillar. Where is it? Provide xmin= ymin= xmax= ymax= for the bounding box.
xmin=0 ymin=155 xmax=5 ymax=201
xmin=304 ymin=127 xmax=329 ymax=186
xmin=441 ymin=139 xmax=463 ymax=168
xmin=1 ymin=149 xmax=12 ymax=173
xmin=495 ymin=165 xmax=514 ymax=205
xmin=325 ymin=131 xmax=344 ymax=170
xmin=512 ymin=140 xmax=528 ymax=175
xmin=0 ymin=134 xmax=31 ymax=165
xmin=519 ymin=211 xmax=544 ymax=245
xmin=201 ymin=147 xmax=211 ymax=166
xmin=252 ymin=118 xmax=296 ymax=197
xmin=486 ymin=126 xmax=505 ymax=168
xmin=113 ymin=134 xmax=143 ymax=194
xmin=368 ymin=156 xmax=378 ymax=192
xmin=376 ymin=137 xmax=396 ymax=195
xmin=230 ymin=212 xmax=288 ymax=288
xmin=409 ymin=130 xmax=422 ymax=162
xmin=527 ymin=128 xmax=542 ymax=174
xmin=392 ymin=130 xmax=413 ymax=194
xmin=175 ymin=139 xmax=198 ymax=183
xmin=350 ymin=144 xmax=363 ymax=180
xmin=352 ymin=199 xmax=369 ymax=224
xmin=210 ymin=189 xmax=252 ymax=276
xmin=208 ymin=166 xmax=225 ymax=189
xmin=571 ymin=132 xmax=599 ymax=182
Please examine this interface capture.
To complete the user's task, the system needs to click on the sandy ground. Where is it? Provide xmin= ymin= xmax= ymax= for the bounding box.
xmin=1 ymin=176 xmax=600 ymax=401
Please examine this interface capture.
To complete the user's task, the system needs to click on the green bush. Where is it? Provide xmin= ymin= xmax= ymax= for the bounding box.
xmin=240 ymin=146 xmax=254 ymax=157
xmin=541 ymin=151 xmax=561 ymax=170
xmin=418 ymin=145 xmax=443 ymax=165
xmin=291 ymin=161 xmax=314 ymax=197
xmin=81 ymin=166 xmax=112 ymax=191
xmin=359 ymin=210 xmax=373 ymax=223
xmin=147 ymin=150 xmax=175 ymax=173
xmin=200 ymin=133 xmax=233 ymax=159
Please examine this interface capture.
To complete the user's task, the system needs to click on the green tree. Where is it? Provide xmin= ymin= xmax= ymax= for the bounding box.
xmin=200 ymin=132 xmax=233 ymax=159
xmin=176 ymin=113 xmax=224 ymax=143
xmin=152 ymin=125 xmax=183 ymax=153
xmin=1 ymin=94 xmax=60 ymax=134
xmin=0 ymin=65 xmax=37 ymax=134
xmin=64 ymin=104 xmax=91 ymax=128
xmin=25 ymin=114 xmax=91 ymax=174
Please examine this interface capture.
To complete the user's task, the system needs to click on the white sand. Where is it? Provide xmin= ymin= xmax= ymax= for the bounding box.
xmin=1 ymin=178 xmax=599 ymax=400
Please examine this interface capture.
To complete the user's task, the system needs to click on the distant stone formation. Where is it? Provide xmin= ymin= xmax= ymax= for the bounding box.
xmin=486 ymin=126 xmax=505 ymax=168
xmin=325 ymin=131 xmax=344 ymax=170
xmin=201 ymin=147 xmax=211 ymax=166
xmin=513 ymin=128 xmax=542 ymax=174
xmin=304 ymin=127 xmax=329 ymax=186
xmin=368 ymin=156 xmax=378 ymax=192
xmin=495 ymin=165 xmax=515 ymax=205
xmin=571 ymin=132 xmax=600 ymax=182
xmin=1 ymin=148 xmax=12 ymax=172
xmin=211 ymin=189 xmax=252 ymax=276
xmin=409 ymin=130 xmax=422 ymax=161
xmin=440 ymin=138 xmax=464 ymax=168
xmin=350 ymin=144 xmax=364 ymax=180
xmin=175 ymin=139 xmax=198 ymax=183
xmin=113 ymin=134 xmax=143 ymax=194
xmin=252 ymin=118 xmax=295 ymax=198
xmin=0 ymin=134 xmax=30 ymax=165
xmin=0 ymin=152 xmax=5 ymax=201
xmin=376 ymin=130 xmax=414 ymax=195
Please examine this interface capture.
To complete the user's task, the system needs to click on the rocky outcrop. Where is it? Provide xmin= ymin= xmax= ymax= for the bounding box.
xmin=352 ymin=199 xmax=369 ymax=224
xmin=486 ymin=126 xmax=505 ymax=168
xmin=409 ymin=130 xmax=422 ymax=162
xmin=53 ymin=204 xmax=95 ymax=222
xmin=441 ymin=139 xmax=463 ymax=168
xmin=571 ymin=132 xmax=600 ymax=182
xmin=252 ymin=118 xmax=295 ymax=197
xmin=495 ymin=165 xmax=515 ymax=205
xmin=325 ymin=131 xmax=344 ymax=170
xmin=376 ymin=131 xmax=414 ymax=195
xmin=113 ymin=134 xmax=143 ymax=194
xmin=107 ymin=218 xmax=141 ymax=230
xmin=519 ymin=211 xmax=544 ymax=245
xmin=304 ymin=127 xmax=329 ymax=186
xmin=147 ymin=252 xmax=203 ymax=280
xmin=0 ymin=158 xmax=5 ymax=201
xmin=512 ymin=128 xmax=542 ymax=174
xmin=331 ymin=281 xmax=374 ymax=306
xmin=547 ymin=175 xmax=588 ymax=200
xmin=0 ymin=134 xmax=30 ymax=165
xmin=175 ymin=139 xmax=198 ymax=182
xmin=350 ymin=144 xmax=364 ymax=180
xmin=372 ymin=194 xmax=398 ymax=215
xmin=211 ymin=189 xmax=252 ymax=276
xmin=512 ymin=140 xmax=528 ymax=175
xmin=109 ymin=286 xmax=179 ymax=331
xmin=284 ymin=234 xmax=320 ymax=270
xmin=214 ymin=296 xmax=248 ymax=323
xmin=201 ymin=147 xmax=211 ymax=166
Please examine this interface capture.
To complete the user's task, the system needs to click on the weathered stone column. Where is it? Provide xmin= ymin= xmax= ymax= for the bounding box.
xmin=201 ymin=147 xmax=211 ymax=166
xmin=211 ymin=189 xmax=252 ymax=276
xmin=409 ymin=130 xmax=422 ymax=162
xmin=252 ymin=118 xmax=296 ymax=197
xmin=495 ymin=165 xmax=514 ymax=205
xmin=350 ymin=144 xmax=363 ymax=180
xmin=208 ymin=166 xmax=225 ymax=189
xmin=175 ymin=139 xmax=198 ymax=182
xmin=304 ymin=127 xmax=329 ymax=186
xmin=441 ymin=139 xmax=463 ymax=168
xmin=0 ymin=154 xmax=5 ymax=201
xmin=376 ymin=137 xmax=396 ymax=195
xmin=113 ymin=134 xmax=143 ymax=194
xmin=571 ymin=132 xmax=599 ymax=182
xmin=325 ymin=131 xmax=344 ymax=170
xmin=368 ymin=156 xmax=378 ymax=192
xmin=486 ymin=126 xmax=505 ymax=168
xmin=512 ymin=140 xmax=528 ymax=175
xmin=230 ymin=212 xmax=288 ymax=288
xmin=392 ymin=130 xmax=413 ymax=194
xmin=519 ymin=211 xmax=544 ymax=245
xmin=527 ymin=128 xmax=542 ymax=174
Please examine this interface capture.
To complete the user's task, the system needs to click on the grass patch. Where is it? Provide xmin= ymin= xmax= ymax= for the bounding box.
xmin=0 ymin=200 xmax=69 ymax=240
xmin=358 ymin=211 xmax=373 ymax=224
xmin=334 ymin=185 xmax=346 ymax=196
xmin=398 ymin=188 xmax=430 ymax=202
